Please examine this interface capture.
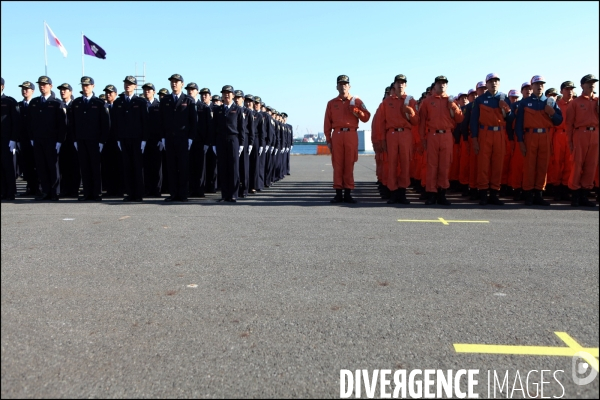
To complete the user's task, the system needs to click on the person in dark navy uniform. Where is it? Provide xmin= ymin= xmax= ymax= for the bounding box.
xmin=282 ymin=112 xmax=292 ymax=175
xmin=28 ymin=76 xmax=66 ymax=201
xmin=196 ymin=87 xmax=213 ymax=197
xmin=16 ymin=81 xmax=38 ymax=196
xmin=205 ymin=93 xmax=221 ymax=193
xmin=142 ymin=83 xmax=162 ymax=197
xmin=1 ymin=77 xmax=20 ymax=200
xmin=101 ymin=85 xmax=124 ymax=198
xmin=160 ymin=74 xmax=197 ymax=202
xmin=57 ymin=83 xmax=80 ymax=197
xmin=112 ymin=76 xmax=149 ymax=202
xmin=213 ymin=85 xmax=245 ymax=202
xmin=71 ymin=77 xmax=110 ymax=201
xmin=263 ymin=106 xmax=276 ymax=188
xmin=157 ymin=88 xmax=170 ymax=193
xmin=247 ymin=95 xmax=262 ymax=194
xmin=185 ymin=82 xmax=204 ymax=197
xmin=252 ymin=96 xmax=267 ymax=191
xmin=234 ymin=90 xmax=254 ymax=198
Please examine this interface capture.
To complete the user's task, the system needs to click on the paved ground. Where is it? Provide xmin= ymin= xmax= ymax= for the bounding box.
xmin=2 ymin=155 xmax=598 ymax=398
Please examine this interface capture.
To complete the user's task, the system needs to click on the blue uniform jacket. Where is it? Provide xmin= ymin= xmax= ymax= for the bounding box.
xmin=515 ymin=94 xmax=562 ymax=142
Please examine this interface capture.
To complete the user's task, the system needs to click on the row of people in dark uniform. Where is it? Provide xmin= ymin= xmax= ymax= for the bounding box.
xmin=1 ymin=75 xmax=294 ymax=202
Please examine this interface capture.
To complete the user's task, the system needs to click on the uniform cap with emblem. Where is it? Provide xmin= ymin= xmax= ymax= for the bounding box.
xmin=234 ymin=89 xmax=244 ymax=97
xmin=80 ymin=76 xmax=94 ymax=85
xmin=560 ymin=81 xmax=576 ymax=90
xmin=530 ymin=75 xmax=546 ymax=84
xmin=485 ymin=73 xmax=500 ymax=82
xmin=282 ymin=112 xmax=288 ymax=118
xmin=337 ymin=75 xmax=350 ymax=84
xmin=57 ymin=83 xmax=72 ymax=91
xmin=36 ymin=76 xmax=52 ymax=85
xmin=221 ymin=85 xmax=234 ymax=93
xmin=244 ymin=94 xmax=254 ymax=101
xmin=394 ymin=74 xmax=407 ymax=83
xmin=103 ymin=84 xmax=117 ymax=93
xmin=211 ymin=94 xmax=221 ymax=101
xmin=521 ymin=81 xmax=532 ymax=89
xmin=545 ymin=88 xmax=558 ymax=97
xmin=168 ymin=73 xmax=184 ymax=82
xmin=199 ymin=88 xmax=211 ymax=95
xmin=185 ymin=82 xmax=199 ymax=90
xmin=467 ymin=89 xmax=476 ymax=95
xmin=142 ymin=83 xmax=156 ymax=91
xmin=476 ymin=81 xmax=486 ymax=89
xmin=123 ymin=75 xmax=137 ymax=85
xmin=580 ymin=74 xmax=599 ymax=85
xmin=435 ymin=75 xmax=449 ymax=83
xmin=508 ymin=89 xmax=519 ymax=97
xmin=253 ymin=96 xmax=261 ymax=103
xmin=19 ymin=81 xmax=36 ymax=91
xmin=158 ymin=88 xmax=170 ymax=96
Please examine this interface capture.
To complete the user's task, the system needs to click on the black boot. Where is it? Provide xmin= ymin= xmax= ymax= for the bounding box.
xmin=419 ymin=190 xmax=429 ymax=200
xmin=437 ymin=188 xmax=451 ymax=205
xmin=343 ymin=188 xmax=357 ymax=204
xmin=533 ymin=190 xmax=550 ymax=206
xmin=380 ymin=186 xmax=391 ymax=200
xmin=424 ymin=192 xmax=437 ymax=205
xmin=488 ymin=189 xmax=504 ymax=205
xmin=461 ymin=184 xmax=470 ymax=197
xmin=469 ymin=187 xmax=479 ymax=200
xmin=479 ymin=189 xmax=488 ymax=205
xmin=579 ymin=189 xmax=596 ymax=207
xmin=545 ymin=184 xmax=555 ymax=197
xmin=414 ymin=180 xmax=424 ymax=194
xmin=513 ymin=188 xmax=523 ymax=201
xmin=524 ymin=190 xmax=534 ymax=206
xmin=387 ymin=189 xmax=399 ymax=204
xmin=397 ymin=188 xmax=411 ymax=205
xmin=559 ymin=184 xmax=571 ymax=201
xmin=499 ymin=184 xmax=508 ymax=197
xmin=553 ymin=184 xmax=563 ymax=201
xmin=571 ymin=189 xmax=580 ymax=207
xmin=330 ymin=189 xmax=343 ymax=203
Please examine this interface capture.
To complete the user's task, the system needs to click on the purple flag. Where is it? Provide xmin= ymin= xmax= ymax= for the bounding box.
xmin=83 ymin=35 xmax=106 ymax=59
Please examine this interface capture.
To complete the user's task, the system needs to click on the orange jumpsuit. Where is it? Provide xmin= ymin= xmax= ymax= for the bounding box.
xmin=547 ymin=98 xmax=573 ymax=186
xmin=377 ymin=94 xmax=419 ymax=191
xmin=371 ymin=107 xmax=383 ymax=183
xmin=324 ymin=96 xmax=371 ymax=190
xmin=410 ymin=124 xmax=422 ymax=180
xmin=567 ymin=94 xmax=599 ymax=191
xmin=419 ymin=94 xmax=464 ymax=193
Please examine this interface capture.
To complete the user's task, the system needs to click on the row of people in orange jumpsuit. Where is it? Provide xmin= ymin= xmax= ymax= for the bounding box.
xmin=371 ymin=73 xmax=599 ymax=207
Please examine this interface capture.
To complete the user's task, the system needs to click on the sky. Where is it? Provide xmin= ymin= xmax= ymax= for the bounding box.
xmin=2 ymin=1 xmax=599 ymax=138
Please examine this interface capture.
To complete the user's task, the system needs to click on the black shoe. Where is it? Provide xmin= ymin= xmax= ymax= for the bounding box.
xmin=532 ymin=190 xmax=550 ymax=206
xmin=387 ymin=189 xmax=399 ymax=204
xmin=343 ymin=189 xmax=357 ymax=204
xmin=424 ymin=192 xmax=437 ymax=205
xmin=91 ymin=196 xmax=102 ymax=202
xmin=570 ymin=189 xmax=580 ymax=207
xmin=48 ymin=194 xmax=59 ymax=201
xmin=513 ymin=188 xmax=523 ymax=201
xmin=524 ymin=190 xmax=534 ymax=206
xmin=579 ymin=189 xmax=596 ymax=207
xmin=131 ymin=198 xmax=143 ymax=202
xmin=123 ymin=196 xmax=133 ymax=202
xmin=179 ymin=197 xmax=189 ymax=202
xmin=34 ymin=193 xmax=49 ymax=201
xmin=479 ymin=190 xmax=488 ymax=205
xmin=164 ymin=196 xmax=176 ymax=202
xmin=558 ymin=185 xmax=571 ymax=201
xmin=330 ymin=189 xmax=343 ymax=203
xmin=469 ymin=188 xmax=479 ymax=200
xmin=488 ymin=189 xmax=504 ymax=205
xmin=499 ymin=184 xmax=508 ymax=197
xmin=461 ymin=184 xmax=470 ymax=197
xmin=437 ymin=188 xmax=451 ymax=206
xmin=226 ymin=198 xmax=237 ymax=203
xmin=419 ymin=191 xmax=429 ymax=200
xmin=397 ymin=188 xmax=411 ymax=205
xmin=78 ymin=195 xmax=90 ymax=201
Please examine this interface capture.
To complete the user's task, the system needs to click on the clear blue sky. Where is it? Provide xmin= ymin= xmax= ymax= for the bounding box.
xmin=2 ymin=1 xmax=598 ymax=138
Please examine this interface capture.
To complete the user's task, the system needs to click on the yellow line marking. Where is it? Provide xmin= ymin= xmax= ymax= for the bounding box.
xmin=454 ymin=332 xmax=599 ymax=372
xmin=397 ymin=218 xmax=489 ymax=225
xmin=438 ymin=217 xmax=449 ymax=225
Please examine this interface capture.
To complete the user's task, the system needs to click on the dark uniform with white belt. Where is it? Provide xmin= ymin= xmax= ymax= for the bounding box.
xmin=1 ymin=77 xmax=20 ymax=200
xmin=234 ymin=90 xmax=254 ymax=198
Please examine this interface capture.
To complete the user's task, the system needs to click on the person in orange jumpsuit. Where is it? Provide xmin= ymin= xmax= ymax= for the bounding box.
xmin=567 ymin=74 xmax=599 ymax=207
xmin=373 ymin=85 xmax=394 ymax=199
xmin=324 ymin=75 xmax=371 ymax=203
xmin=419 ymin=76 xmax=463 ymax=205
xmin=549 ymin=81 xmax=576 ymax=201
xmin=458 ymin=89 xmax=476 ymax=196
xmin=515 ymin=75 xmax=563 ymax=206
xmin=507 ymin=82 xmax=532 ymax=201
xmin=372 ymin=89 xmax=387 ymax=187
xmin=418 ymin=85 xmax=435 ymax=200
xmin=543 ymin=87 xmax=560 ymax=198
xmin=377 ymin=74 xmax=419 ymax=204
xmin=500 ymin=89 xmax=520 ymax=197
xmin=461 ymin=82 xmax=487 ymax=200
xmin=449 ymin=92 xmax=468 ymax=192
xmin=471 ymin=73 xmax=512 ymax=205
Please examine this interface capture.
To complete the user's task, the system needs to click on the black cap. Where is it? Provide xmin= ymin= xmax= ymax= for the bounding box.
xmin=80 ymin=76 xmax=94 ymax=85
xmin=260 ymin=101 xmax=265 ymax=107
xmin=281 ymin=112 xmax=288 ymax=118
xmin=253 ymin=96 xmax=261 ymax=103
xmin=221 ymin=85 xmax=234 ymax=93
xmin=337 ymin=75 xmax=350 ymax=84
xmin=234 ymin=89 xmax=244 ymax=97
xmin=244 ymin=94 xmax=254 ymax=101
xmin=385 ymin=87 xmax=391 ymax=93
xmin=168 ymin=73 xmax=184 ymax=82
xmin=123 ymin=75 xmax=137 ymax=85
xmin=560 ymin=81 xmax=576 ymax=90
xmin=99 ymin=93 xmax=106 ymax=100
xmin=158 ymin=88 xmax=170 ymax=96
xmin=57 ymin=83 xmax=72 ymax=91
xmin=394 ymin=74 xmax=407 ymax=82
xmin=199 ymin=88 xmax=211 ymax=95
xmin=434 ymin=75 xmax=449 ymax=83
xmin=545 ymin=88 xmax=558 ymax=97
xmin=580 ymin=74 xmax=599 ymax=85
xmin=211 ymin=94 xmax=221 ymax=101
xmin=185 ymin=82 xmax=199 ymax=90
xmin=36 ymin=76 xmax=52 ymax=85
xmin=19 ymin=81 xmax=36 ymax=91
xmin=142 ymin=83 xmax=156 ymax=91
xmin=103 ymin=84 xmax=117 ymax=93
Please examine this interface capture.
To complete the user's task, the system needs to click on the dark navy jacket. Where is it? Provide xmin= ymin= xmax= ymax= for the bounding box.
xmin=459 ymin=102 xmax=474 ymax=141
xmin=111 ymin=94 xmax=149 ymax=141
xmin=1 ymin=94 xmax=19 ymax=142
xmin=470 ymin=92 xmax=511 ymax=139
xmin=515 ymin=94 xmax=562 ymax=142
xmin=242 ymin=106 xmax=256 ymax=147
xmin=212 ymin=103 xmax=245 ymax=146
xmin=28 ymin=92 xmax=67 ymax=142
xmin=196 ymin=102 xmax=213 ymax=146
xmin=69 ymin=95 xmax=110 ymax=143
xmin=159 ymin=93 xmax=197 ymax=141
xmin=147 ymin=98 xmax=161 ymax=143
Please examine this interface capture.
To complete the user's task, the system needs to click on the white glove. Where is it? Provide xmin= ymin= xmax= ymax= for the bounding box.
xmin=499 ymin=93 xmax=507 ymax=117
xmin=286 ymin=147 xmax=290 ymax=153
xmin=404 ymin=95 xmax=413 ymax=106
xmin=212 ymin=146 xmax=217 ymax=155
xmin=265 ymin=145 xmax=270 ymax=152
xmin=99 ymin=143 xmax=104 ymax=153
xmin=546 ymin=97 xmax=556 ymax=107
xmin=248 ymin=145 xmax=253 ymax=154
xmin=275 ymin=149 xmax=279 ymax=155
xmin=188 ymin=139 xmax=193 ymax=150
xmin=8 ymin=140 xmax=16 ymax=153
xmin=31 ymin=140 xmax=34 ymax=146
xmin=448 ymin=95 xmax=455 ymax=103
xmin=55 ymin=142 xmax=61 ymax=154
xmin=290 ymin=146 xmax=293 ymax=152
xmin=239 ymin=146 xmax=244 ymax=156
xmin=259 ymin=147 xmax=264 ymax=156
xmin=74 ymin=142 xmax=78 ymax=151
xmin=117 ymin=141 xmax=122 ymax=151
xmin=271 ymin=147 xmax=275 ymax=154
xmin=203 ymin=145 xmax=209 ymax=153
xmin=161 ymin=139 xmax=166 ymax=151
xmin=141 ymin=141 xmax=146 ymax=153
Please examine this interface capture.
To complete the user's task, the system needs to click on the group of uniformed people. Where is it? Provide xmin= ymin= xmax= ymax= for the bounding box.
xmin=1 ymin=75 xmax=294 ymax=202
xmin=363 ymin=73 xmax=598 ymax=207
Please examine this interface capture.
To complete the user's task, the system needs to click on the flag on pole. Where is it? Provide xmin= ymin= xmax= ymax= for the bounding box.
xmin=83 ymin=35 xmax=107 ymax=59
xmin=44 ymin=22 xmax=67 ymax=57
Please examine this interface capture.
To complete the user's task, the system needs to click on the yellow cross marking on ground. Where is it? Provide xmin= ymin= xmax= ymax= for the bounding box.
xmin=454 ymin=332 xmax=599 ymax=372
xmin=397 ymin=217 xmax=489 ymax=225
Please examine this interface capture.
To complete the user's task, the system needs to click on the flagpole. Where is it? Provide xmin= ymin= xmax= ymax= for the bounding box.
xmin=44 ymin=21 xmax=48 ymax=76
xmin=81 ymin=32 xmax=84 ymax=76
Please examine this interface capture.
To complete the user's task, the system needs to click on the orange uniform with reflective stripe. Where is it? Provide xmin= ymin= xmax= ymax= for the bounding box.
xmin=567 ymin=94 xmax=599 ymax=191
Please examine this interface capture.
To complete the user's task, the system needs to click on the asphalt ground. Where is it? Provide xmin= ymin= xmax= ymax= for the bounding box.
xmin=1 ymin=155 xmax=598 ymax=399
